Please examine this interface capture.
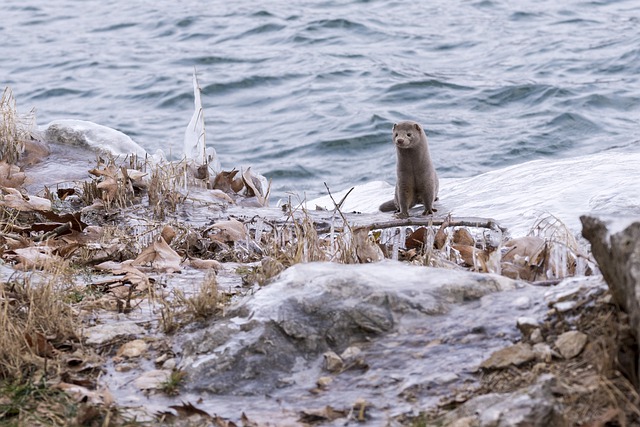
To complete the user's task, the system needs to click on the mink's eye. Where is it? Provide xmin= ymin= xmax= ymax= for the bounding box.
xmin=407 ymin=133 xmax=412 ymax=137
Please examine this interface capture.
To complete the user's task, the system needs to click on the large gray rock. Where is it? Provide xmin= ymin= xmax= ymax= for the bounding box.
xmin=581 ymin=216 xmax=640 ymax=382
xmin=178 ymin=261 xmax=522 ymax=397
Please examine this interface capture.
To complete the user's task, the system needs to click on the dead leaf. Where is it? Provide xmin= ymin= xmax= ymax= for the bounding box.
xmin=0 ymin=187 xmax=51 ymax=211
xmin=299 ymin=406 xmax=347 ymax=423
xmin=434 ymin=220 xmax=449 ymax=249
xmin=6 ymin=246 xmax=60 ymax=269
xmin=0 ymin=161 xmax=25 ymax=188
xmin=452 ymin=244 xmax=489 ymax=272
xmin=97 ymin=176 xmax=118 ymax=202
xmin=207 ymin=219 xmax=248 ymax=244
xmin=209 ymin=189 xmax=235 ymax=204
xmin=41 ymin=210 xmax=87 ymax=232
xmin=241 ymin=167 xmax=260 ymax=198
xmin=55 ymin=382 xmax=109 ymax=405
xmin=185 ymin=258 xmax=222 ymax=271
xmin=24 ymin=331 xmax=57 ymax=358
xmin=406 ymin=227 xmax=428 ymax=250
xmin=161 ymin=225 xmax=176 ymax=244
xmin=132 ymin=236 xmax=182 ymax=273
xmin=212 ymin=169 xmax=242 ymax=194
xmin=453 ymin=228 xmax=474 ymax=246
xmin=56 ymin=188 xmax=76 ymax=200
xmin=353 ymin=228 xmax=383 ymax=263
xmin=501 ymin=236 xmax=547 ymax=281
xmin=169 ymin=401 xmax=211 ymax=418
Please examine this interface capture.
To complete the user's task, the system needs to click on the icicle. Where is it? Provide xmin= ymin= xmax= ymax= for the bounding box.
xmin=559 ymin=245 xmax=567 ymax=278
xmin=392 ymin=228 xmax=400 ymax=261
xmin=399 ymin=227 xmax=406 ymax=250
xmin=254 ymin=218 xmax=264 ymax=243
xmin=575 ymin=254 xmax=586 ymax=276
xmin=329 ymin=211 xmax=337 ymax=260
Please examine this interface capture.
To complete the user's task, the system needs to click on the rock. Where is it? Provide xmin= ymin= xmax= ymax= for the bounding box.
xmin=480 ymin=343 xmax=536 ymax=370
xmin=162 ymin=358 xmax=177 ymax=370
xmin=133 ymin=369 xmax=171 ymax=390
xmin=533 ymin=343 xmax=553 ymax=363
xmin=323 ymin=351 xmax=343 ymax=373
xmin=340 ymin=346 xmax=362 ymax=360
xmin=530 ymin=328 xmax=543 ymax=344
xmin=581 ymin=216 xmax=640 ymax=383
xmin=179 ymin=261 xmax=522 ymax=395
xmin=448 ymin=416 xmax=479 ymax=427
xmin=512 ymin=296 xmax=532 ymax=310
xmin=316 ymin=376 xmax=333 ymax=389
xmin=554 ymin=331 xmax=588 ymax=359
xmin=83 ymin=322 xmax=144 ymax=345
xmin=441 ymin=374 xmax=567 ymax=427
xmin=516 ymin=317 xmax=540 ymax=338
xmin=116 ymin=339 xmax=148 ymax=358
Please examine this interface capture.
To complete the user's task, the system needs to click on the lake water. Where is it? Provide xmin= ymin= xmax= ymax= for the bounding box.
xmin=2 ymin=0 xmax=640 ymax=201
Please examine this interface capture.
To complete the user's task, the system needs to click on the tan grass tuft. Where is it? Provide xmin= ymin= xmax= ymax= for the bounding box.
xmin=0 ymin=87 xmax=33 ymax=164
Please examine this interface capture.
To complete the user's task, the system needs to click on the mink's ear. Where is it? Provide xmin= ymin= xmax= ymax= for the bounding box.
xmin=393 ymin=123 xmax=397 ymax=131
xmin=414 ymin=123 xmax=421 ymax=132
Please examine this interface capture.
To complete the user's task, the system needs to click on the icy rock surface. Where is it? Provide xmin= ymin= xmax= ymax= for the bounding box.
xmin=177 ymin=261 xmax=555 ymax=420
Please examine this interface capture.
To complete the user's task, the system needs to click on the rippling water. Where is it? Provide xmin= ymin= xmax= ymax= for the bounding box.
xmin=2 ymin=0 xmax=639 ymax=200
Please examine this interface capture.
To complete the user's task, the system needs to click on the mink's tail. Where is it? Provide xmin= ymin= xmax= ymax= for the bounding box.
xmin=379 ymin=200 xmax=397 ymax=212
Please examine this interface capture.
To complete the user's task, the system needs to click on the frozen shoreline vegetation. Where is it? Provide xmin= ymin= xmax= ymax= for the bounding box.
xmin=1 ymin=84 xmax=640 ymax=426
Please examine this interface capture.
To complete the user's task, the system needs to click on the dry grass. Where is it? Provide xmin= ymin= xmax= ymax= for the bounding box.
xmin=160 ymin=272 xmax=224 ymax=333
xmin=0 ymin=271 xmax=78 ymax=381
xmin=0 ymin=87 xmax=32 ymax=164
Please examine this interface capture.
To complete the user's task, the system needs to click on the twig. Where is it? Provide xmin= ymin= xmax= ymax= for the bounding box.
xmin=316 ymin=216 xmax=505 ymax=235
xmin=34 ymin=222 xmax=72 ymax=242
xmin=323 ymin=183 xmax=353 ymax=232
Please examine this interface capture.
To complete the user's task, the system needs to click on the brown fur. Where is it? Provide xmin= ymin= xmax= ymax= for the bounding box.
xmin=379 ymin=121 xmax=439 ymax=218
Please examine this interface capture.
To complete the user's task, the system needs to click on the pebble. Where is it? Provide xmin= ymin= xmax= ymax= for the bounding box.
xmin=323 ymin=351 xmax=343 ymax=373
xmin=555 ymin=331 xmax=588 ymax=359
xmin=480 ymin=343 xmax=535 ymax=370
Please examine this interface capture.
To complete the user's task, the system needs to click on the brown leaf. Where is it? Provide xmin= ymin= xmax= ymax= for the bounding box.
xmin=41 ymin=210 xmax=87 ymax=232
xmin=185 ymin=258 xmax=222 ymax=271
xmin=434 ymin=221 xmax=449 ymax=249
xmin=161 ymin=225 xmax=176 ymax=244
xmin=25 ymin=331 xmax=57 ymax=358
xmin=7 ymin=246 xmax=60 ymax=270
xmin=54 ymin=382 xmax=109 ymax=405
xmin=56 ymin=188 xmax=76 ymax=200
xmin=406 ymin=227 xmax=428 ymax=250
xmin=207 ymin=219 xmax=248 ymax=244
xmin=212 ymin=169 xmax=241 ymax=194
xmin=240 ymin=412 xmax=258 ymax=427
xmin=501 ymin=236 xmax=547 ymax=281
xmin=299 ymin=406 xmax=347 ymax=423
xmin=169 ymin=401 xmax=211 ymax=419
xmin=89 ymin=165 xmax=117 ymax=178
xmin=453 ymin=228 xmax=474 ymax=246
xmin=0 ymin=161 xmax=25 ymax=188
xmin=0 ymin=187 xmax=51 ymax=211
xmin=452 ymin=244 xmax=489 ymax=272
xmin=97 ymin=176 xmax=118 ymax=202
xmin=132 ymin=236 xmax=182 ymax=273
